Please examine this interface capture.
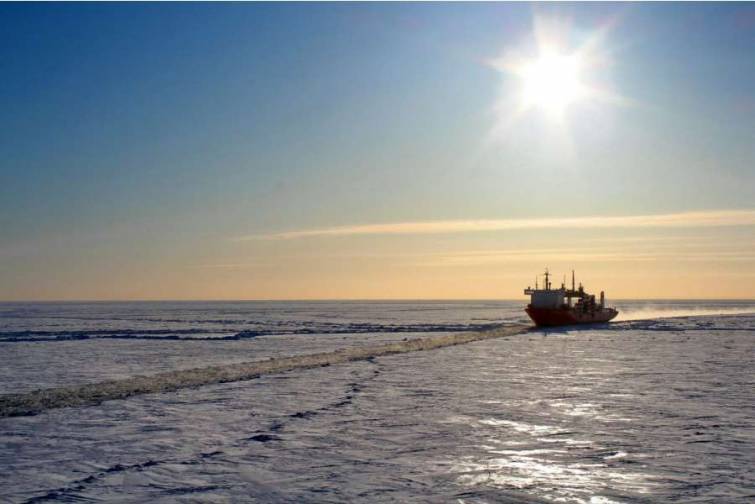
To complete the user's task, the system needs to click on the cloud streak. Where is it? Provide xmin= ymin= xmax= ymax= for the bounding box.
xmin=423 ymin=249 xmax=755 ymax=267
xmin=240 ymin=210 xmax=755 ymax=240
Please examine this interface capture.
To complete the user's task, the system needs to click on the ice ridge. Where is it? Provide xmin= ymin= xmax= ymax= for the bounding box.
xmin=0 ymin=324 xmax=529 ymax=417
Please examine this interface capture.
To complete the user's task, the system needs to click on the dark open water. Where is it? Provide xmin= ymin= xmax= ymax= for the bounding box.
xmin=0 ymin=300 xmax=753 ymax=503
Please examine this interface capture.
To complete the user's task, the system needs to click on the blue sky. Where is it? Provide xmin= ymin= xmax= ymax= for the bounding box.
xmin=1 ymin=3 xmax=754 ymax=300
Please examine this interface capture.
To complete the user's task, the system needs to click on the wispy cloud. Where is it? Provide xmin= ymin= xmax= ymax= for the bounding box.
xmin=422 ymin=249 xmax=755 ymax=267
xmin=239 ymin=210 xmax=755 ymax=241
xmin=194 ymin=263 xmax=267 ymax=269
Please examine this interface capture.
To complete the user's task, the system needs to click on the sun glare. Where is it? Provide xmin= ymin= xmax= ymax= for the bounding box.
xmin=520 ymin=52 xmax=584 ymax=112
xmin=488 ymin=15 xmax=622 ymax=137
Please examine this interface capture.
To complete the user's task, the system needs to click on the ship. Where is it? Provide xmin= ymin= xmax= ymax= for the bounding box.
xmin=524 ymin=269 xmax=618 ymax=326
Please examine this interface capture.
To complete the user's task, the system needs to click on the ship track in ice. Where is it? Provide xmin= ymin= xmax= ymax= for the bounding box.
xmin=0 ymin=324 xmax=530 ymax=418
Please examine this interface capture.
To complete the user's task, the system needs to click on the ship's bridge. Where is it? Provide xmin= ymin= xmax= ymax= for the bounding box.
xmin=524 ymin=288 xmax=566 ymax=309
xmin=524 ymin=268 xmax=573 ymax=309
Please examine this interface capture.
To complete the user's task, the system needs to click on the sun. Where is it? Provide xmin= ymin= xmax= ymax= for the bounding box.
xmin=520 ymin=52 xmax=584 ymax=112
xmin=488 ymin=15 xmax=623 ymax=134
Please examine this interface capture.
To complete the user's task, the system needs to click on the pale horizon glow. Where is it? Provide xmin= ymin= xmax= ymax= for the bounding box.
xmin=242 ymin=209 xmax=755 ymax=241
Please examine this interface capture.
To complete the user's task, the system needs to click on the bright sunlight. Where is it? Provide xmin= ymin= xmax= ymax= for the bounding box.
xmin=520 ymin=52 xmax=584 ymax=112
xmin=488 ymin=15 xmax=623 ymax=137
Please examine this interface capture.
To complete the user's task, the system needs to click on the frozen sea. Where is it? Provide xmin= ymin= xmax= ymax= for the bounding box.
xmin=1 ymin=300 xmax=754 ymax=503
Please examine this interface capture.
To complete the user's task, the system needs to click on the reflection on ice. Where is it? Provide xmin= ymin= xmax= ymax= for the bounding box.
xmin=479 ymin=418 xmax=566 ymax=436
xmin=589 ymin=497 xmax=625 ymax=504
xmin=604 ymin=451 xmax=628 ymax=460
xmin=451 ymin=413 xmax=657 ymax=501
xmin=549 ymin=401 xmax=601 ymax=417
xmin=456 ymin=454 xmax=601 ymax=486
xmin=454 ymin=445 xmax=655 ymax=503
xmin=549 ymin=401 xmax=635 ymax=422
xmin=537 ymin=437 xmax=593 ymax=446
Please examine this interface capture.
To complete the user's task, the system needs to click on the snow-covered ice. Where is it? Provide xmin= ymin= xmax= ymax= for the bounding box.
xmin=1 ymin=300 xmax=754 ymax=502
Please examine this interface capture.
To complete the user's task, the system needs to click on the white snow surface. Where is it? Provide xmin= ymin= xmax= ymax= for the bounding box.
xmin=1 ymin=300 xmax=754 ymax=503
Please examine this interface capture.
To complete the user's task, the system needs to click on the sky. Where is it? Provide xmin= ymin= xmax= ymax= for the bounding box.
xmin=1 ymin=2 xmax=754 ymax=300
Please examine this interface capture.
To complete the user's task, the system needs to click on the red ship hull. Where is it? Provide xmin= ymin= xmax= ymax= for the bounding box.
xmin=526 ymin=305 xmax=618 ymax=327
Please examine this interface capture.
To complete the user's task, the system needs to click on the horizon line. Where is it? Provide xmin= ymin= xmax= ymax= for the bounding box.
xmin=3 ymin=297 xmax=755 ymax=303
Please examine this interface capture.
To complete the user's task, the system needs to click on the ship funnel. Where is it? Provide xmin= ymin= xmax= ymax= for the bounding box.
xmin=600 ymin=291 xmax=605 ymax=309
